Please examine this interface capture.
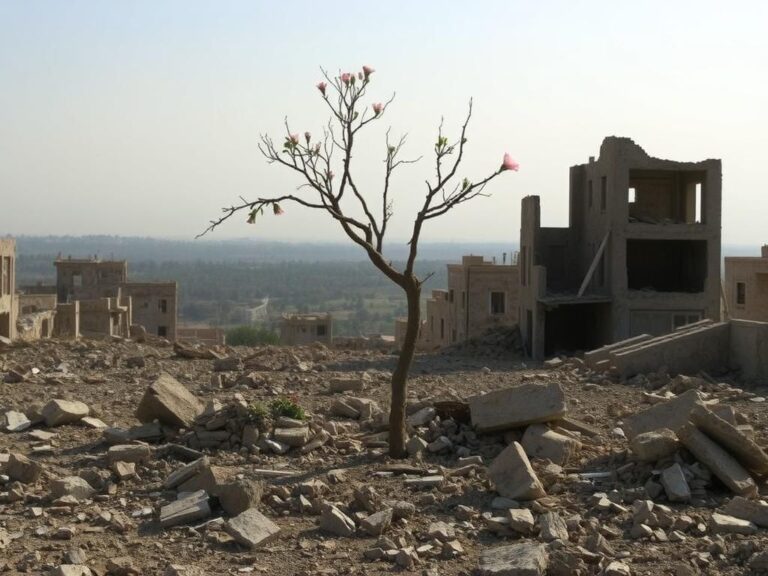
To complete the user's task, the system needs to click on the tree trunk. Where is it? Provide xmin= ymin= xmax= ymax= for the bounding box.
xmin=389 ymin=280 xmax=421 ymax=457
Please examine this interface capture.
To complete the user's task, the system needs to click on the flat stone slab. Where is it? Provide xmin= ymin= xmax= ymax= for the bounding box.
xmin=622 ymin=390 xmax=701 ymax=439
xmin=677 ymin=423 xmax=757 ymax=498
xmin=475 ymin=542 xmax=549 ymax=576
xmin=224 ymin=507 xmax=280 ymax=549
xmin=521 ymin=424 xmax=581 ymax=465
xmin=723 ymin=497 xmax=768 ymax=527
xmin=160 ymin=490 xmax=211 ymax=528
xmin=273 ymin=427 xmax=311 ymax=447
xmin=42 ymin=399 xmax=90 ymax=427
xmin=469 ymin=383 xmax=566 ymax=433
xmin=487 ymin=442 xmax=545 ymax=501
xmin=710 ymin=512 xmax=757 ymax=535
xmin=4 ymin=410 xmax=31 ymax=432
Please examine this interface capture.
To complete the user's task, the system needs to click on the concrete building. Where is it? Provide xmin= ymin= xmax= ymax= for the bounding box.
xmin=53 ymin=257 xmax=178 ymax=340
xmin=0 ymin=238 xmax=17 ymax=341
xmin=725 ymin=245 xmax=768 ymax=322
xmin=177 ymin=326 xmax=227 ymax=346
xmin=520 ymin=137 xmax=722 ymax=359
xmin=396 ymin=255 xmax=520 ymax=350
xmin=279 ymin=313 xmax=332 ymax=346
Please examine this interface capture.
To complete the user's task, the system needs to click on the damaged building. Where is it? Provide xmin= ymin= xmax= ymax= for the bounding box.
xmin=395 ymin=254 xmax=519 ymax=350
xmin=520 ymin=137 xmax=722 ymax=360
xmin=279 ymin=313 xmax=333 ymax=346
xmin=0 ymin=238 xmax=17 ymax=342
xmin=725 ymin=245 xmax=768 ymax=323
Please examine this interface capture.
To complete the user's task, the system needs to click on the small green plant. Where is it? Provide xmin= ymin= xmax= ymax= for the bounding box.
xmin=226 ymin=325 xmax=279 ymax=346
xmin=270 ymin=396 xmax=306 ymax=421
xmin=246 ymin=402 xmax=269 ymax=425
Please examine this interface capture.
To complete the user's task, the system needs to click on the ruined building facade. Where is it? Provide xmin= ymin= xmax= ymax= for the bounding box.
xmin=0 ymin=238 xmax=17 ymax=341
xmin=279 ymin=313 xmax=333 ymax=346
xmin=725 ymin=245 xmax=768 ymax=322
xmin=396 ymin=255 xmax=519 ymax=350
xmin=520 ymin=137 xmax=722 ymax=359
xmin=53 ymin=258 xmax=178 ymax=340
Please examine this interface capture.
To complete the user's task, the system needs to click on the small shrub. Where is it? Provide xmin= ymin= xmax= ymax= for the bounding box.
xmin=246 ymin=402 xmax=269 ymax=429
xmin=226 ymin=325 xmax=279 ymax=346
xmin=270 ymin=397 xmax=306 ymax=421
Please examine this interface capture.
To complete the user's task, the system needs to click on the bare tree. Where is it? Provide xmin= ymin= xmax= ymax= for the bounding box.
xmin=199 ymin=65 xmax=518 ymax=457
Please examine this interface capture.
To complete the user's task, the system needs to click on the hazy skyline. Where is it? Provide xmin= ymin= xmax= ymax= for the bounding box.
xmin=1 ymin=1 xmax=767 ymax=248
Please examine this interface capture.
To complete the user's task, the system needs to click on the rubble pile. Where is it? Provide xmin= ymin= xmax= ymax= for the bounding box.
xmin=442 ymin=326 xmax=524 ymax=358
xmin=2 ymin=337 xmax=768 ymax=574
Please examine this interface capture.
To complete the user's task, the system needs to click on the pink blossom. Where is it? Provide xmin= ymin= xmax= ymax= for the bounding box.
xmin=372 ymin=102 xmax=383 ymax=115
xmin=304 ymin=131 xmax=311 ymax=143
xmin=326 ymin=170 xmax=334 ymax=180
xmin=289 ymin=133 xmax=299 ymax=145
xmin=340 ymin=72 xmax=351 ymax=85
xmin=362 ymin=65 xmax=375 ymax=78
xmin=273 ymin=203 xmax=284 ymax=216
xmin=501 ymin=153 xmax=519 ymax=171
xmin=316 ymin=82 xmax=327 ymax=95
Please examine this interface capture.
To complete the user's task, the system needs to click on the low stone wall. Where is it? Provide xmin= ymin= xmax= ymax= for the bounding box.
xmin=730 ymin=320 xmax=768 ymax=382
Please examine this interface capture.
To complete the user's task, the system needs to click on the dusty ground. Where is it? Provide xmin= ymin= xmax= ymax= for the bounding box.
xmin=2 ymin=337 xmax=768 ymax=575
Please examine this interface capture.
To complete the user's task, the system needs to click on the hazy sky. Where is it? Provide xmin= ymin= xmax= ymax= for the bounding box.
xmin=1 ymin=1 xmax=766 ymax=249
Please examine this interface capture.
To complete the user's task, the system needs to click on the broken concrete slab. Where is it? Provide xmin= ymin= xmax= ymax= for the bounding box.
xmin=690 ymin=403 xmax=768 ymax=476
xmin=42 ymin=399 xmax=90 ymax=427
xmin=676 ymin=423 xmax=758 ymax=498
xmin=360 ymin=508 xmax=393 ymax=536
xmin=660 ymin=463 xmax=691 ymax=502
xmin=622 ymin=389 xmax=702 ymax=439
xmin=710 ymin=512 xmax=758 ymax=535
xmin=272 ymin=427 xmax=311 ymax=447
xmin=224 ymin=507 xmax=280 ymax=549
xmin=319 ymin=504 xmax=356 ymax=536
xmin=164 ymin=457 xmax=210 ymax=490
xmin=135 ymin=373 xmax=204 ymax=428
xmin=159 ymin=490 xmax=211 ymax=528
xmin=487 ymin=442 xmax=546 ymax=501
xmin=469 ymin=382 xmax=566 ymax=433
xmin=4 ymin=410 xmax=31 ymax=432
xmin=50 ymin=476 xmax=95 ymax=500
xmin=537 ymin=511 xmax=568 ymax=542
xmin=475 ymin=542 xmax=549 ymax=576
xmin=521 ymin=424 xmax=581 ymax=465
xmin=106 ymin=444 xmax=151 ymax=465
xmin=7 ymin=452 xmax=42 ymax=484
xmin=723 ymin=496 xmax=768 ymax=527
xmin=630 ymin=428 xmax=679 ymax=462
xmin=507 ymin=509 xmax=535 ymax=534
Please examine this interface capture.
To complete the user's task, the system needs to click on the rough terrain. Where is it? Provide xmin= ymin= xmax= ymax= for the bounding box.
xmin=2 ymin=335 xmax=768 ymax=575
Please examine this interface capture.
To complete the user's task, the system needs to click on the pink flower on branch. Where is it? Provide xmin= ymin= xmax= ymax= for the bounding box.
xmin=289 ymin=133 xmax=299 ymax=145
xmin=304 ymin=132 xmax=311 ymax=143
xmin=340 ymin=72 xmax=351 ymax=85
xmin=273 ymin=203 xmax=284 ymax=216
xmin=372 ymin=102 xmax=383 ymax=115
xmin=316 ymin=82 xmax=327 ymax=95
xmin=501 ymin=153 xmax=519 ymax=171
xmin=362 ymin=65 xmax=375 ymax=79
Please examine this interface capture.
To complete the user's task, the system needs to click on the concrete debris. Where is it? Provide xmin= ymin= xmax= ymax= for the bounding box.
xmin=3 ymin=410 xmax=31 ymax=432
xmin=660 ymin=463 xmax=691 ymax=502
xmin=621 ymin=389 xmax=702 ymax=439
xmin=487 ymin=442 xmax=546 ymax=501
xmin=722 ymin=496 xmax=768 ymax=527
xmin=159 ymin=490 xmax=211 ymax=528
xmin=521 ymin=424 xmax=581 ymax=465
xmin=468 ymin=382 xmax=567 ymax=433
xmin=319 ymin=504 xmax=356 ymax=536
xmin=135 ymin=373 xmax=204 ymax=428
xmin=709 ymin=512 xmax=758 ymax=535
xmin=629 ymin=428 xmax=679 ymax=462
xmin=224 ymin=507 xmax=280 ymax=549
xmin=50 ymin=476 xmax=96 ymax=500
xmin=42 ymin=399 xmax=90 ymax=427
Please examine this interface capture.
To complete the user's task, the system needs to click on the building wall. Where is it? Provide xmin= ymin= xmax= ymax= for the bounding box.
xmin=54 ymin=302 xmax=79 ymax=339
xmin=0 ymin=238 xmax=17 ymax=341
xmin=725 ymin=252 xmax=768 ymax=322
xmin=121 ymin=282 xmax=178 ymax=340
xmin=279 ymin=314 xmax=333 ymax=346
xmin=18 ymin=293 xmax=57 ymax=314
xmin=424 ymin=290 xmax=451 ymax=347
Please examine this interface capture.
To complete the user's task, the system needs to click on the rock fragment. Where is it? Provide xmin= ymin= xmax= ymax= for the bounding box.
xmin=487 ymin=442 xmax=546 ymax=501
xmin=475 ymin=542 xmax=549 ymax=576
xmin=135 ymin=373 xmax=203 ymax=428
xmin=469 ymin=383 xmax=566 ymax=433
xmin=224 ymin=508 xmax=280 ymax=549
xmin=42 ymin=399 xmax=90 ymax=427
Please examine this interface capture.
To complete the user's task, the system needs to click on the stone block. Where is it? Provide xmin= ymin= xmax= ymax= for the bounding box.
xmin=360 ymin=508 xmax=393 ymax=536
xmin=4 ymin=410 xmax=31 ymax=432
xmin=676 ymin=423 xmax=757 ymax=498
xmin=319 ymin=504 xmax=356 ymax=536
xmin=107 ymin=444 xmax=151 ymax=465
xmin=521 ymin=424 xmax=581 ymax=465
xmin=273 ymin=427 xmax=311 ymax=447
xmin=537 ymin=511 xmax=568 ymax=542
xmin=469 ymin=383 xmax=566 ymax=433
xmin=487 ymin=442 xmax=545 ymax=501
xmin=507 ymin=509 xmax=535 ymax=534
xmin=42 ymin=399 xmax=90 ymax=427
xmin=630 ymin=428 xmax=679 ymax=462
xmin=622 ymin=389 xmax=701 ymax=439
xmin=224 ymin=507 xmax=280 ymax=549
xmin=164 ymin=457 xmax=210 ymax=490
xmin=722 ymin=496 xmax=768 ymax=527
xmin=660 ymin=463 xmax=691 ymax=502
xmin=7 ymin=452 xmax=42 ymax=484
xmin=217 ymin=478 xmax=264 ymax=517
xmin=135 ymin=373 xmax=203 ymax=429
xmin=475 ymin=542 xmax=549 ymax=576
xmin=50 ymin=476 xmax=95 ymax=500
xmin=329 ymin=377 xmax=364 ymax=393
xmin=710 ymin=512 xmax=757 ymax=535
